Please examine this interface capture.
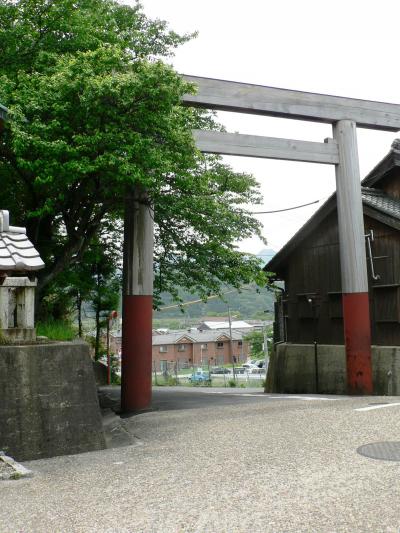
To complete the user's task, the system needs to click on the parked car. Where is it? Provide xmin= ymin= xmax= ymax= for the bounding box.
xmin=211 ymin=367 xmax=231 ymax=374
xmin=188 ymin=370 xmax=211 ymax=383
xmin=242 ymin=363 xmax=258 ymax=370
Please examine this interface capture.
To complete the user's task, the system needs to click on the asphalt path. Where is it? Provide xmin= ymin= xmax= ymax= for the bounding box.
xmin=1 ymin=387 xmax=400 ymax=533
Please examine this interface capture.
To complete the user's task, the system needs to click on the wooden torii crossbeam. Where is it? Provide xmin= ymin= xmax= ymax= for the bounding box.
xmin=180 ymin=75 xmax=400 ymax=395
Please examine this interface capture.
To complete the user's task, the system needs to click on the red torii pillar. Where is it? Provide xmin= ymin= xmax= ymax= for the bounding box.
xmin=121 ymin=185 xmax=153 ymax=412
xmin=333 ymin=120 xmax=373 ymax=394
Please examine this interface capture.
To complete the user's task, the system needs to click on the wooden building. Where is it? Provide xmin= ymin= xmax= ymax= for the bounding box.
xmin=267 ymin=140 xmax=400 ymax=347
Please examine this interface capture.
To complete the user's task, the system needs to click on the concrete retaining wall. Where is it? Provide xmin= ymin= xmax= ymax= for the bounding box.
xmin=266 ymin=343 xmax=400 ymax=395
xmin=0 ymin=341 xmax=106 ymax=461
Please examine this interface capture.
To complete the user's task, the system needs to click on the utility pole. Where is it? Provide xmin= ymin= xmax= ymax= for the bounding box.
xmin=121 ymin=185 xmax=154 ymax=412
xmin=263 ymin=322 xmax=269 ymax=371
xmin=228 ymin=306 xmax=236 ymax=379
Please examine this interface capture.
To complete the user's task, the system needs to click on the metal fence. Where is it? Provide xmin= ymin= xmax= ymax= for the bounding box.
xmin=152 ymin=359 xmax=266 ymax=388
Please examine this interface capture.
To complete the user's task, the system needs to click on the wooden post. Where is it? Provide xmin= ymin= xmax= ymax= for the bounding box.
xmin=333 ymin=120 xmax=373 ymax=394
xmin=121 ymin=185 xmax=154 ymax=412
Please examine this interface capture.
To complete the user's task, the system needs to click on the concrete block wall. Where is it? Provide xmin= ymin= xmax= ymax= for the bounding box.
xmin=0 ymin=341 xmax=106 ymax=461
xmin=266 ymin=343 xmax=400 ymax=395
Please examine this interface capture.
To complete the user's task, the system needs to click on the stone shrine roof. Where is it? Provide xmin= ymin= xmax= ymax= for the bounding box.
xmin=0 ymin=210 xmax=44 ymax=272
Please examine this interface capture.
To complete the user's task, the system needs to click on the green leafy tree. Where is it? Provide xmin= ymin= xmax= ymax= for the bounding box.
xmin=0 ymin=0 xmax=268 ymax=313
xmin=244 ymin=330 xmax=265 ymax=359
xmin=47 ymin=222 xmax=122 ymax=356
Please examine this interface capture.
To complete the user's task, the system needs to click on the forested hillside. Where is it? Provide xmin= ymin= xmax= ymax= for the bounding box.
xmin=153 ymin=249 xmax=277 ymax=327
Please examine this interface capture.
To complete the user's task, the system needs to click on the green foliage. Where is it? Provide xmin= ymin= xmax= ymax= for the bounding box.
xmin=228 ymin=379 xmax=236 ymax=388
xmin=154 ymin=284 xmax=275 ymax=319
xmin=0 ymin=0 xmax=270 ymax=315
xmin=152 ymin=318 xmax=184 ymax=330
xmin=36 ymin=320 xmax=76 ymax=341
xmin=109 ymin=354 xmax=121 ymax=385
xmin=244 ymin=330 xmax=265 ymax=358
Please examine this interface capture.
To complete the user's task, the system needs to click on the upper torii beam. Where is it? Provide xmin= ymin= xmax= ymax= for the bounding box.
xmin=182 ymin=75 xmax=400 ymax=395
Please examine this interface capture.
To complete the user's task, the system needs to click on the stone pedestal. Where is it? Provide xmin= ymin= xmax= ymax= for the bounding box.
xmin=0 ymin=341 xmax=106 ymax=461
xmin=266 ymin=343 xmax=400 ymax=395
xmin=0 ymin=277 xmax=37 ymax=341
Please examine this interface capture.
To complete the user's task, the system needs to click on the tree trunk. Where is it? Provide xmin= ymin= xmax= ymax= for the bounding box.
xmin=94 ymin=305 xmax=100 ymax=360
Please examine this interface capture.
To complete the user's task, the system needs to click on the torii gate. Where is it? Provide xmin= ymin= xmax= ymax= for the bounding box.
xmin=121 ymin=76 xmax=400 ymax=412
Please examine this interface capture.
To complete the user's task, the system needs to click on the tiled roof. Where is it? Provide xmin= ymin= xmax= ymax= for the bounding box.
xmin=111 ymin=328 xmax=245 ymax=344
xmin=151 ymin=329 xmax=244 ymax=346
xmin=267 ymin=184 xmax=400 ymax=273
xmin=362 ymin=187 xmax=400 ymax=220
xmin=0 ymin=210 xmax=45 ymax=271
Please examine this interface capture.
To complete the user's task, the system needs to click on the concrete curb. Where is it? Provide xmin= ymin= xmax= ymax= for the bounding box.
xmin=0 ymin=451 xmax=33 ymax=480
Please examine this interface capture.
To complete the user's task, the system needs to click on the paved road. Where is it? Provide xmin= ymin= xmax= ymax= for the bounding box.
xmin=2 ymin=387 xmax=400 ymax=533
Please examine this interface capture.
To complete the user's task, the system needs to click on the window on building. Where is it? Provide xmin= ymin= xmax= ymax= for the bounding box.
xmin=201 ymin=343 xmax=208 ymax=350
xmin=217 ymin=341 xmax=224 ymax=348
xmin=159 ymin=345 xmax=168 ymax=353
xmin=238 ymin=340 xmax=243 ymax=346
xmin=177 ymin=344 xmax=186 ymax=351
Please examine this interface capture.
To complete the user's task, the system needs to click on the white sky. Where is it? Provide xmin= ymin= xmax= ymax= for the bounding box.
xmin=133 ymin=0 xmax=400 ymax=256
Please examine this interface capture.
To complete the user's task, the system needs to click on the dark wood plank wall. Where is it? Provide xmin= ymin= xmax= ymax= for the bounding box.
xmin=380 ymin=173 xmax=400 ymax=200
xmin=280 ymin=211 xmax=400 ymax=345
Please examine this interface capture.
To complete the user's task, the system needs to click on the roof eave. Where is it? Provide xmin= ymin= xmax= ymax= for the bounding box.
xmin=266 ymin=198 xmax=400 ymax=275
xmin=361 ymin=146 xmax=400 ymax=188
xmin=266 ymin=141 xmax=400 ymax=275
xmin=265 ymin=194 xmax=336 ymax=274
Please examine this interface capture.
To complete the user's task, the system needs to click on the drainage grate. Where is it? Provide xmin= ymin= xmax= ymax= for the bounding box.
xmin=357 ymin=441 xmax=400 ymax=462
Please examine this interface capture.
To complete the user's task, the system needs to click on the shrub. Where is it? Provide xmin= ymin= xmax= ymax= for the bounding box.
xmin=36 ymin=320 xmax=76 ymax=341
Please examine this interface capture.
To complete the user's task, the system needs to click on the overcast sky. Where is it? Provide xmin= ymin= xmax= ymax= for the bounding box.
xmin=133 ymin=0 xmax=400 ymax=257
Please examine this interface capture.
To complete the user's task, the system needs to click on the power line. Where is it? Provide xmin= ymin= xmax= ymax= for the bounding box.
xmin=252 ymin=199 xmax=320 ymax=214
xmin=158 ymin=288 xmax=238 ymax=311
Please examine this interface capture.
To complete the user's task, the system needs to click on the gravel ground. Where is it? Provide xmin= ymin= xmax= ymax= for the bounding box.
xmin=1 ymin=389 xmax=400 ymax=533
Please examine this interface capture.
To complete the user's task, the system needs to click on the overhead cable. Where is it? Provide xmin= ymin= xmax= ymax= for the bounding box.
xmin=252 ymin=199 xmax=320 ymax=214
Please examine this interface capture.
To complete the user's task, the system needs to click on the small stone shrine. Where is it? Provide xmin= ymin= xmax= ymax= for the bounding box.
xmin=0 ymin=210 xmax=44 ymax=341
xmin=0 ymin=209 xmax=106 ymax=461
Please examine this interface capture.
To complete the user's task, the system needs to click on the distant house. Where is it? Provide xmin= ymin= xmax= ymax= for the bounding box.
xmin=267 ymin=139 xmax=400 ymax=347
xmin=109 ymin=327 xmax=248 ymax=368
xmin=152 ymin=329 xmax=249 ymax=370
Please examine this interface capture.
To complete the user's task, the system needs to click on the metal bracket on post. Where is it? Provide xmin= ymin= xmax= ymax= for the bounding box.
xmin=365 ymin=230 xmax=381 ymax=281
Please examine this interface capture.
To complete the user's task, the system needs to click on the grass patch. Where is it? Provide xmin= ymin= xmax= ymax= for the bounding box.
xmin=36 ymin=320 xmax=77 ymax=341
